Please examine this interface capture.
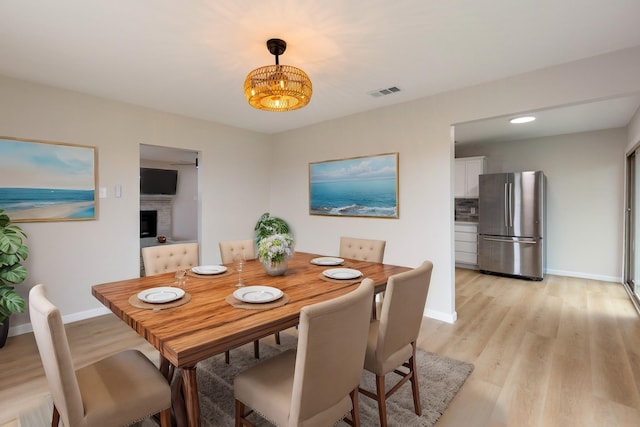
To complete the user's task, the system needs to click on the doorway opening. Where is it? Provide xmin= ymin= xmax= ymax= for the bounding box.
xmin=139 ymin=144 xmax=199 ymax=241
xmin=624 ymin=148 xmax=640 ymax=313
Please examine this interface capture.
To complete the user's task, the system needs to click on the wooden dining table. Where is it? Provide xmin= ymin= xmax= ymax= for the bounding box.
xmin=91 ymin=251 xmax=411 ymax=427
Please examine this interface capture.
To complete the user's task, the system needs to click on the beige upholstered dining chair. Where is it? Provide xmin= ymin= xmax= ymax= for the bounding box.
xmin=340 ymin=236 xmax=387 ymax=319
xmin=219 ymin=239 xmax=256 ymax=264
xmin=141 ymin=242 xmax=199 ymax=276
xmin=339 ymin=236 xmax=386 ymax=263
xmin=219 ymin=239 xmax=279 ymax=362
xmin=29 ymin=284 xmax=172 ymax=427
xmin=358 ymin=260 xmax=434 ymax=427
xmin=234 ymin=279 xmax=375 ymax=427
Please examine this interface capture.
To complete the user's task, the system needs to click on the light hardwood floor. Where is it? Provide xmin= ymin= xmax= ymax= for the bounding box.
xmin=2 ymin=269 xmax=639 ymax=426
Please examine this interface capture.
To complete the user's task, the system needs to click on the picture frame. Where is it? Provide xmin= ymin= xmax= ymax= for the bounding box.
xmin=0 ymin=136 xmax=97 ymax=222
xmin=309 ymin=152 xmax=399 ymax=218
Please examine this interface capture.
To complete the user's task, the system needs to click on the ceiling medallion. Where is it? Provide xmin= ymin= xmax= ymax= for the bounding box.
xmin=244 ymin=39 xmax=312 ymax=112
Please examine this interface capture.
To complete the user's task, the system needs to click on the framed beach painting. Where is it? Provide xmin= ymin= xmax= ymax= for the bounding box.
xmin=309 ymin=152 xmax=399 ymax=218
xmin=0 ymin=136 xmax=97 ymax=222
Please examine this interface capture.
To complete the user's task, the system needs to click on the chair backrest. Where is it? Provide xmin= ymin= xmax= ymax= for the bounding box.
xmin=289 ymin=279 xmax=375 ymax=426
xmin=141 ymin=242 xmax=199 ymax=276
xmin=29 ymin=284 xmax=85 ymax=427
xmin=376 ymin=261 xmax=433 ymax=362
xmin=339 ymin=237 xmax=386 ymax=263
xmin=219 ymin=239 xmax=256 ymax=264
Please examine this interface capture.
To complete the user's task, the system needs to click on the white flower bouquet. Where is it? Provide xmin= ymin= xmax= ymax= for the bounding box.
xmin=257 ymin=233 xmax=294 ymax=264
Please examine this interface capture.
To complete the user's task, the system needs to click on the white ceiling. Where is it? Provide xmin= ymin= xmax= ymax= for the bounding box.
xmin=2 ymin=0 xmax=640 ymax=140
xmin=454 ymin=94 xmax=640 ymax=145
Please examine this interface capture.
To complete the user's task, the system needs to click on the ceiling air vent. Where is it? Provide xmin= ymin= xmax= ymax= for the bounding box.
xmin=368 ymin=86 xmax=401 ymax=98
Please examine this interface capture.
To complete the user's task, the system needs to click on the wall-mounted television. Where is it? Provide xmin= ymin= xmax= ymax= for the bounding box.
xmin=140 ymin=168 xmax=178 ymax=195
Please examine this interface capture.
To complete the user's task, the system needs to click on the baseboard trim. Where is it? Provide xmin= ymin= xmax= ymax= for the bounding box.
xmin=9 ymin=306 xmax=111 ymax=337
xmin=545 ymin=269 xmax=621 ymax=283
xmin=425 ymin=308 xmax=457 ymax=324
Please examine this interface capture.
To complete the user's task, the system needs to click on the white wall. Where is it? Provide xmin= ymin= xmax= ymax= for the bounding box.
xmin=4 ymin=46 xmax=640 ymax=333
xmin=456 ymin=128 xmax=627 ymax=281
xmin=172 ymin=163 xmax=198 ymax=240
xmin=0 ymin=75 xmax=271 ymax=332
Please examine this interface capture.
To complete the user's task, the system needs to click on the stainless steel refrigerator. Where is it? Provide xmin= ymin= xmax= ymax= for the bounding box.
xmin=478 ymin=171 xmax=545 ymax=280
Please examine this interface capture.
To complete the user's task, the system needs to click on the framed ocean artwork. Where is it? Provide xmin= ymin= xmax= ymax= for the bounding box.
xmin=0 ymin=136 xmax=97 ymax=222
xmin=309 ymin=152 xmax=399 ymax=218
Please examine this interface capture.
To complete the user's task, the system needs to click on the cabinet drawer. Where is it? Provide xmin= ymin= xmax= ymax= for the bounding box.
xmin=455 ymin=241 xmax=477 ymax=253
xmin=455 ymin=231 xmax=477 ymax=243
xmin=455 ymin=251 xmax=477 ymax=264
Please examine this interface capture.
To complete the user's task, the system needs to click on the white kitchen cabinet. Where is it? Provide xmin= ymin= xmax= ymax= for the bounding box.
xmin=454 ymin=156 xmax=486 ymax=198
xmin=455 ymin=222 xmax=478 ymax=267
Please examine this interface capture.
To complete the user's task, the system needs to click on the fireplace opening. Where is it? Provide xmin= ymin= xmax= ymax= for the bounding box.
xmin=140 ymin=210 xmax=158 ymax=238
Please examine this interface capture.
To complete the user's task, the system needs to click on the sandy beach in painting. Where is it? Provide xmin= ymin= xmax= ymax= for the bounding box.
xmin=6 ymin=201 xmax=94 ymax=221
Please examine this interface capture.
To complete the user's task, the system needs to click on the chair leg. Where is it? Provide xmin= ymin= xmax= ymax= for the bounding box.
xmin=350 ymin=388 xmax=361 ymax=427
xmin=159 ymin=408 xmax=172 ymax=427
xmin=253 ymin=340 xmax=260 ymax=359
xmin=225 ymin=350 xmax=230 ymax=364
xmin=375 ymin=374 xmax=388 ymax=427
xmin=409 ymin=348 xmax=422 ymax=415
xmin=275 ymin=331 xmax=281 ymax=345
xmin=51 ymin=405 xmax=60 ymax=427
xmin=235 ymin=399 xmax=255 ymax=427
xmin=234 ymin=399 xmax=244 ymax=427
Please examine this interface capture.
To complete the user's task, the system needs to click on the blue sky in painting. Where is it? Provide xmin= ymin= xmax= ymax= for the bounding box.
xmin=0 ymin=138 xmax=94 ymax=190
xmin=310 ymin=153 xmax=397 ymax=183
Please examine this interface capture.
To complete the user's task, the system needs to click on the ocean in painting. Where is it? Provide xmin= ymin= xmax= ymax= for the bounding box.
xmin=0 ymin=187 xmax=95 ymax=218
xmin=310 ymin=178 xmax=397 ymax=217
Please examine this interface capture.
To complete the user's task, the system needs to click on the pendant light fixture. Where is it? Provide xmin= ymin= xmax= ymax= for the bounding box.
xmin=244 ymin=38 xmax=312 ymax=112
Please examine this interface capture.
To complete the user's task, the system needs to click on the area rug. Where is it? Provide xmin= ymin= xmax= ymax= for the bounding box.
xmin=148 ymin=333 xmax=472 ymax=427
xmin=19 ymin=334 xmax=473 ymax=427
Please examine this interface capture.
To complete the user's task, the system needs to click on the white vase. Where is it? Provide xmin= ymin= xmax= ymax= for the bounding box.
xmin=262 ymin=259 xmax=288 ymax=276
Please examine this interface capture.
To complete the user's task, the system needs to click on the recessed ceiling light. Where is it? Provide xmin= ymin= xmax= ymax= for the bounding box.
xmin=510 ymin=116 xmax=536 ymax=124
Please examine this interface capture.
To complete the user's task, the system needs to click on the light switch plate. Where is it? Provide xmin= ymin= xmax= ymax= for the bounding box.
xmin=99 ymin=187 xmax=107 ymax=198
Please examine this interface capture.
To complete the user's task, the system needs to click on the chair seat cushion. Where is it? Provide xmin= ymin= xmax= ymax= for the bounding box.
xmin=235 ymin=349 xmax=297 ymax=427
xmin=76 ymin=349 xmax=171 ymax=427
xmin=364 ymin=320 xmax=413 ymax=375
xmin=235 ymin=349 xmax=353 ymax=427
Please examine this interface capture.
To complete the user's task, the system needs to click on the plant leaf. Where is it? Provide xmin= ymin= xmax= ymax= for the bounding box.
xmin=0 ymin=263 xmax=27 ymax=284
xmin=0 ymin=229 xmax=24 ymax=255
xmin=0 ymin=287 xmax=26 ymax=314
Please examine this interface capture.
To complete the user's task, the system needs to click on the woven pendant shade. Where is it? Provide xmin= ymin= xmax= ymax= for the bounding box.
xmin=244 ymin=39 xmax=312 ymax=112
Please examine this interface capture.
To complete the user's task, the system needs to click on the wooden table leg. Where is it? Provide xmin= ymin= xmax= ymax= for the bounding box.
xmin=182 ymin=366 xmax=201 ymax=427
xmin=171 ymin=368 xmax=187 ymax=427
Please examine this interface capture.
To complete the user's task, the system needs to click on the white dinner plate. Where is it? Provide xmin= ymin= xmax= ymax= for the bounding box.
xmin=137 ymin=287 xmax=185 ymax=304
xmin=233 ymin=286 xmax=284 ymax=304
xmin=310 ymin=257 xmax=345 ymax=266
xmin=192 ymin=265 xmax=228 ymax=275
xmin=322 ymin=268 xmax=363 ymax=280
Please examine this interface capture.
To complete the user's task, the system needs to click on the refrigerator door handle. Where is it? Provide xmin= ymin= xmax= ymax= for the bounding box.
xmin=508 ymin=182 xmax=513 ymax=228
xmin=504 ymin=183 xmax=509 ymax=227
xmin=482 ymin=237 xmax=538 ymax=244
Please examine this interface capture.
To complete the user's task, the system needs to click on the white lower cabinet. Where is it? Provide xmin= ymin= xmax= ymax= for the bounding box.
xmin=455 ymin=223 xmax=478 ymax=267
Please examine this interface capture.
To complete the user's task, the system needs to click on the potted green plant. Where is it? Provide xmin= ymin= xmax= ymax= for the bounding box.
xmin=0 ymin=209 xmax=28 ymax=348
xmin=254 ymin=212 xmax=290 ymax=244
